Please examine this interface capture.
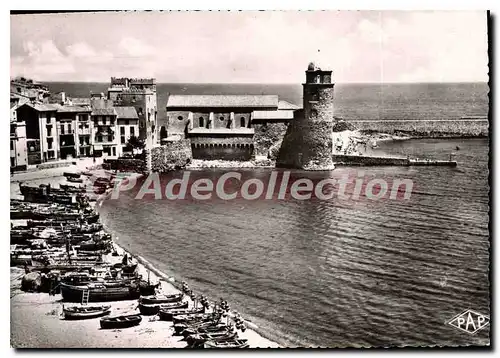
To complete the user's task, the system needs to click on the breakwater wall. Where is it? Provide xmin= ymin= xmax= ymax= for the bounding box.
xmin=333 ymin=154 xmax=457 ymax=167
xmin=350 ymin=119 xmax=488 ymax=137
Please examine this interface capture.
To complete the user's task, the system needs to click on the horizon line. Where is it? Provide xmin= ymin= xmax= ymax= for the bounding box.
xmin=32 ymin=80 xmax=489 ymax=85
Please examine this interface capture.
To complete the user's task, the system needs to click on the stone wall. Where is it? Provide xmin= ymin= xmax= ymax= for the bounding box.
xmin=332 ymin=154 xmax=409 ymax=166
xmin=351 ymin=119 xmax=489 ymax=137
xmin=103 ymin=158 xmax=146 ymax=173
xmin=191 ymin=144 xmax=253 ymax=161
xmin=190 ymin=135 xmax=254 ymax=161
xmin=151 ymin=140 xmax=192 ymax=172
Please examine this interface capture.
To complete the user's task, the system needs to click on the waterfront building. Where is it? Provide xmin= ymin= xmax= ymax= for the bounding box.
xmin=90 ymin=98 xmax=118 ymax=157
xmin=16 ymin=102 xmax=59 ymax=164
xmin=10 ymin=121 xmax=28 ymax=171
xmin=115 ymin=107 xmax=139 ymax=157
xmin=107 ymin=78 xmax=158 ymax=146
xmin=164 ymin=95 xmax=300 ymax=160
xmin=57 ymin=105 xmax=93 ymax=159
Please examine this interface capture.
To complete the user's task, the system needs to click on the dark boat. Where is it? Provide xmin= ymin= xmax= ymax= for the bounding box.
xmin=63 ymin=305 xmax=111 ymax=320
xmin=186 ymin=331 xmax=238 ymax=345
xmin=182 ymin=323 xmax=232 ymax=338
xmin=173 ymin=313 xmax=215 ymax=325
xmin=174 ymin=321 xmax=224 ymax=335
xmin=60 ymin=184 xmax=86 ymax=192
xmin=60 ymin=282 xmax=141 ymax=302
xmin=139 ymin=293 xmax=184 ymax=304
xmin=138 ymin=281 xmax=160 ymax=296
xmin=138 ymin=300 xmax=189 ymax=316
xmin=198 ymin=339 xmax=249 ymax=349
xmin=64 ymin=172 xmax=81 ymax=179
xmin=100 ymin=314 xmax=142 ymax=329
xmin=67 ymin=177 xmax=84 ymax=183
xmin=159 ymin=306 xmax=204 ymax=321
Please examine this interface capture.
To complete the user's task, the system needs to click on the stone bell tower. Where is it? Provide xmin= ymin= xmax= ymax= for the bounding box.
xmin=276 ymin=62 xmax=335 ymax=170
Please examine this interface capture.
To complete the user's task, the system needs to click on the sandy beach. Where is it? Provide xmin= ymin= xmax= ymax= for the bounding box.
xmin=10 ymin=160 xmax=280 ymax=348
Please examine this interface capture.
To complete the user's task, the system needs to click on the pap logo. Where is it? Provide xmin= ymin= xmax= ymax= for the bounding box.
xmin=447 ymin=310 xmax=490 ymax=334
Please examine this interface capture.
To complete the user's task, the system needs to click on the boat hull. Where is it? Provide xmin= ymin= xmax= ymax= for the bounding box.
xmin=60 ymin=283 xmax=140 ymax=302
xmin=100 ymin=315 xmax=142 ymax=329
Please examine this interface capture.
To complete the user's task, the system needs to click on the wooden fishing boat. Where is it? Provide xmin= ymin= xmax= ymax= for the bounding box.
xmin=182 ymin=324 xmax=233 ymax=338
xmin=10 ymin=254 xmax=32 ymax=266
xmin=174 ymin=321 xmax=224 ymax=335
xmin=198 ymin=339 xmax=249 ymax=349
xmin=100 ymin=314 xmax=142 ymax=329
xmin=139 ymin=292 xmax=184 ymax=305
xmin=63 ymin=305 xmax=111 ymax=320
xmin=186 ymin=331 xmax=238 ymax=345
xmin=158 ymin=306 xmax=204 ymax=321
xmin=138 ymin=300 xmax=189 ymax=316
xmin=64 ymin=172 xmax=81 ymax=179
xmin=138 ymin=281 xmax=160 ymax=296
xmin=60 ymin=282 xmax=141 ymax=302
xmin=67 ymin=177 xmax=84 ymax=183
xmin=60 ymin=184 xmax=86 ymax=192
xmin=173 ymin=313 xmax=215 ymax=325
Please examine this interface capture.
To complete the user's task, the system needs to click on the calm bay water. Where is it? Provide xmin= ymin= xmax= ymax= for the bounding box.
xmin=98 ymin=138 xmax=489 ymax=347
xmin=47 ymin=81 xmax=489 ymax=346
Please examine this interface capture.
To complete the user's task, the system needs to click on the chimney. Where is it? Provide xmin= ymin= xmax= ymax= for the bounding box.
xmin=61 ymin=92 xmax=66 ymax=104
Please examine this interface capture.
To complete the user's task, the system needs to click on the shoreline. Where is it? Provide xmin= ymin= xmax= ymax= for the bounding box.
xmin=94 ymin=183 xmax=281 ymax=348
xmin=10 ymin=167 xmax=280 ymax=348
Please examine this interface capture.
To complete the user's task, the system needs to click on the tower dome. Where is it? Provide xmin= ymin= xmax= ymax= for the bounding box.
xmin=307 ymin=62 xmax=322 ymax=71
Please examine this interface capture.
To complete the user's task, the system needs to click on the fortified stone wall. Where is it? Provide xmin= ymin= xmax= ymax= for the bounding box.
xmin=103 ymin=158 xmax=147 ymax=173
xmin=151 ymin=140 xmax=192 ymax=172
xmin=351 ymin=119 xmax=489 ymax=137
xmin=190 ymin=135 xmax=254 ymax=160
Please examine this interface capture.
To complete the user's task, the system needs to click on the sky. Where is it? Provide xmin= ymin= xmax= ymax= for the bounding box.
xmin=10 ymin=11 xmax=489 ymax=83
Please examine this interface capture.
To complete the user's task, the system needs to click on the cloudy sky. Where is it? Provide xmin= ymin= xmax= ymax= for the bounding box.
xmin=10 ymin=11 xmax=488 ymax=83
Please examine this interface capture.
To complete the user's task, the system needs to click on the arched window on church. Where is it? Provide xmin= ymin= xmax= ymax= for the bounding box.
xmin=199 ymin=117 xmax=204 ymax=127
xmin=240 ymin=117 xmax=246 ymax=128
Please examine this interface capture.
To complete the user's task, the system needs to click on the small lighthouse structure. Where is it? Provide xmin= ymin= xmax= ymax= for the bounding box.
xmin=276 ymin=62 xmax=335 ymax=170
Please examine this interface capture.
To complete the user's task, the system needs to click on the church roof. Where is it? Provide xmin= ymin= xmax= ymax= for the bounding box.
xmin=167 ymin=95 xmax=279 ymax=108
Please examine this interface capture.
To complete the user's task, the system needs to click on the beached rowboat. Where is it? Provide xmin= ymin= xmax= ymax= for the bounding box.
xmin=100 ymin=314 xmax=142 ymax=329
xmin=63 ymin=305 xmax=111 ymax=320
xmin=139 ymin=293 xmax=184 ymax=304
xmin=158 ymin=306 xmax=205 ymax=321
xmin=138 ymin=300 xmax=189 ymax=316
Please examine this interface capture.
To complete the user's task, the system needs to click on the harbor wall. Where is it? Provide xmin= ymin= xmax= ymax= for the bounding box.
xmin=333 ymin=154 xmax=457 ymax=167
xmin=103 ymin=158 xmax=146 ymax=173
xmin=333 ymin=155 xmax=409 ymax=166
xmin=350 ymin=119 xmax=489 ymax=137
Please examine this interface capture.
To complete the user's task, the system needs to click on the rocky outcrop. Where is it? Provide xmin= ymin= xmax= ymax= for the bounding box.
xmin=151 ymin=140 xmax=192 ymax=172
xmin=253 ymin=123 xmax=288 ymax=158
